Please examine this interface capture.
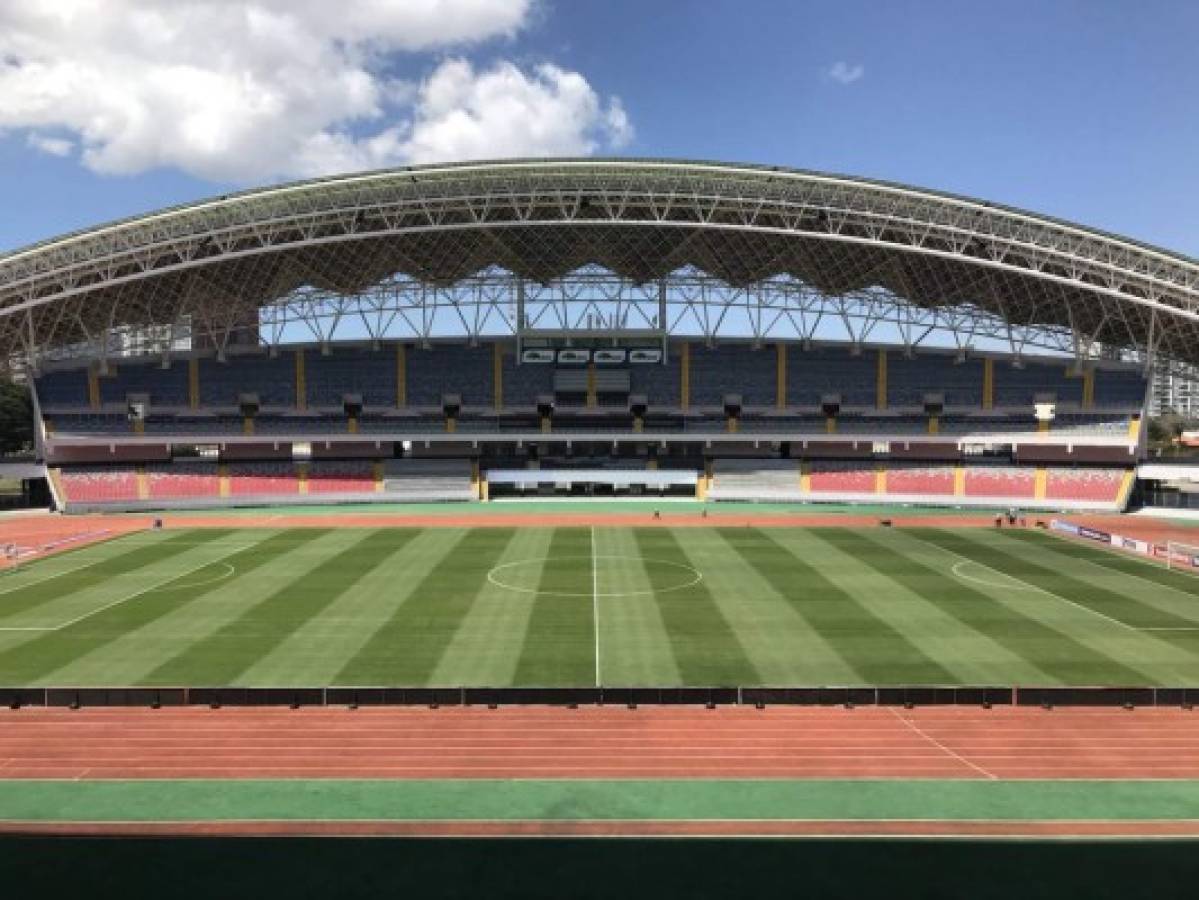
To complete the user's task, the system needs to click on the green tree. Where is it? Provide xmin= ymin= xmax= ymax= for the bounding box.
xmin=0 ymin=378 xmax=33 ymax=455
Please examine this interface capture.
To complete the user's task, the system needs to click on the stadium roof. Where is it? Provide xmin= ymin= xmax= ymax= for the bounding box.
xmin=2 ymin=158 xmax=1197 ymax=367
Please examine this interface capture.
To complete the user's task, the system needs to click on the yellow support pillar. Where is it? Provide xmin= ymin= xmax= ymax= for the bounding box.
xmin=1037 ymin=417 xmax=1050 ymax=434
xmin=1128 ymin=416 xmax=1142 ymax=441
xmin=646 ymin=458 xmax=658 ymax=471
xmin=680 ymin=343 xmax=690 ymax=411
xmin=347 ymin=416 xmax=358 ymax=434
xmin=541 ymin=415 xmax=551 ymax=433
xmin=953 ymin=464 xmax=965 ymax=497
xmin=1033 ymin=466 xmax=1048 ymax=500
xmin=87 ymin=365 xmax=101 ymax=410
xmin=586 ymin=361 xmax=597 ymax=409
xmin=373 ymin=460 xmax=385 ymax=493
xmin=928 ymin=416 xmax=939 ymax=435
xmin=297 ymin=463 xmax=309 ymax=495
xmin=218 ymin=464 xmax=230 ymax=498
xmin=1117 ymin=468 xmax=1136 ymax=508
xmin=875 ymin=462 xmax=887 ymax=494
xmin=243 ymin=416 xmax=254 ymax=436
xmin=800 ymin=460 xmax=812 ymax=494
xmin=471 ymin=460 xmax=481 ymax=498
xmin=396 ymin=344 xmax=407 ymax=408
xmin=825 ymin=416 xmax=836 ymax=434
xmin=726 ymin=415 xmax=738 ymax=434
xmin=776 ymin=343 xmax=787 ymax=410
xmin=633 ymin=415 xmax=643 ymax=433
xmin=876 ymin=349 xmax=887 ymax=410
xmin=294 ymin=349 xmax=306 ymax=411
xmin=132 ymin=418 xmax=145 ymax=435
xmin=493 ymin=344 xmax=504 ymax=411
xmin=446 ymin=416 xmax=456 ymax=434
xmin=1082 ymin=367 xmax=1095 ymax=409
xmin=982 ymin=358 xmax=994 ymax=410
xmin=135 ymin=466 xmax=149 ymax=500
xmin=188 ymin=358 xmax=200 ymax=410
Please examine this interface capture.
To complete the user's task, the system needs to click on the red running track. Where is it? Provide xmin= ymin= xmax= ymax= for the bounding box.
xmin=4 ymin=705 xmax=1199 ymax=780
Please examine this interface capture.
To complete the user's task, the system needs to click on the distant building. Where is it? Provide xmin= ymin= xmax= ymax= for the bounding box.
xmin=1152 ymin=364 xmax=1199 ymax=417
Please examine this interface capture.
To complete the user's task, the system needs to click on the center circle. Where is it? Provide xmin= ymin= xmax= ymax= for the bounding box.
xmin=487 ymin=555 xmax=702 ymax=598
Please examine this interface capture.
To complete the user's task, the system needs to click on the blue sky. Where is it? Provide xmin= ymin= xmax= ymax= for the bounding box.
xmin=1 ymin=0 xmax=1196 ymax=258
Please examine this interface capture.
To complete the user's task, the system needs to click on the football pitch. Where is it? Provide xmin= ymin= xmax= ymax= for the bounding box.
xmin=3 ymin=524 xmax=1199 ymax=687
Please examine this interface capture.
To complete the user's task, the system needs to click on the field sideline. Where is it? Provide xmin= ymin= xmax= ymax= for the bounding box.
xmin=3 ymin=524 xmax=1199 ymax=687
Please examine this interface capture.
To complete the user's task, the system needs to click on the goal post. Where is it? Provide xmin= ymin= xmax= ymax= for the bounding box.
xmin=1165 ymin=541 xmax=1199 ymax=574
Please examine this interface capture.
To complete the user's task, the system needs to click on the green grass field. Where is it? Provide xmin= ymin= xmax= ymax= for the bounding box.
xmin=4 ymin=524 xmax=1199 ymax=687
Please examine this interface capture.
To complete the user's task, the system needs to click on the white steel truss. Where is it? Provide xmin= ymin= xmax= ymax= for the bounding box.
xmin=1 ymin=158 xmax=1196 ymax=371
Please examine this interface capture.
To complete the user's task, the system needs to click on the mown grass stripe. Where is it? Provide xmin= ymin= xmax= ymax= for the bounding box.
xmin=723 ymin=528 xmax=955 ymax=684
xmin=846 ymin=529 xmax=1151 ymax=685
xmin=512 ymin=528 xmax=596 ymax=686
xmin=0 ymin=530 xmax=232 ymax=622
xmin=633 ymin=528 xmax=759 ymax=685
xmin=933 ymin=528 xmax=1199 ymax=632
xmin=0 ymin=530 xmax=325 ymax=684
xmin=334 ymin=528 xmax=517 ymax=686
xmin=1003 ymin=529 xmax=1199 ymax=599
xmin=143 ymin=530 xmax=419 ymax=686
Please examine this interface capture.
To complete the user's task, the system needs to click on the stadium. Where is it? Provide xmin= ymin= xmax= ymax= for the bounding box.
xmin=5 ymin=157 xmax=1199 ymax=886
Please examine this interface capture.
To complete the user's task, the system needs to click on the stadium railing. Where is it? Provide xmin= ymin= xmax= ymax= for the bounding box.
xmin=4 ymin=685 xmax=1195 ymax=709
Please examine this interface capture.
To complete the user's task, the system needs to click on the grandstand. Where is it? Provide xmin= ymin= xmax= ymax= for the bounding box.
xmin=2 ymin=158 xmax=1191 ymax=516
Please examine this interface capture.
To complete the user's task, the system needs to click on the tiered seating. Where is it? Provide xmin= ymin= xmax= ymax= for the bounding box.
xmin=382 ymin=459 xmax=474 ymax=500
xmin=59 ymin=467 xmax=139 ymax=503
xmin=708 ymin=459 xmax=800 ymax=501
xmin=100 ymin=360 xmax=189 ymax=406
xmin=836 ymin=416 xmax=927 ymax=434
xmin=407 ymin=346 xmax=493 ymax=406
xmin=788 ymin=347 xmax=876 ymax=406
xmin=199 ymin=354 xmax=295 ymax=407
xmin=630 ymin=357 xmax=682 ymax=407
xmin=888 ymin=354 xmax=984 ymax=407
xmin=34 ymin=368 xmax=89 ymax=406
xmin=47 ymin=414 xmax=129 ymax=434
xmin=307 ymin=461 xmax=375 ymax=494
xmin=147 ymin=463 xmax=219 ymax=500
xmin=809 ymin=460 xmax=875 ymax=493
xmin=1051 ymin=414 xmax=1131 ymax=435
xmin=887 ymin=464 xmax=955 ymax=496
xmin=1094 ymin=368 xmax=1147 ymax=406
xmin=993 ymin=360 xmax=1082 ymax=406
xmin=501 ymin=354 xmax=553 ymax=407
xmin=964 ymin=466 xmax=1036 ymax=499
xmin=1045 ymin=468 xmax=1125 ymax=502
xmin=307 ymin=346 xmax=396 ymax=407
xmin=228 ymin=462 xmax=299 ymax=496
xmin=690 ymin=345 xmax=774 ymax=406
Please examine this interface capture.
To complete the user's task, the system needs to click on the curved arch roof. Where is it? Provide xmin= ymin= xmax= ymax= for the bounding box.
xmin=2 ymin=158 xmax=1197 ymax=364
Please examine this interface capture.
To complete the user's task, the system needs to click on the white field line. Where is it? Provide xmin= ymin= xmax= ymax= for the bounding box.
xmin=592 ymin=525 xmax=601 ymax=687
xmin=887 ymin=707 xmax=997 ymax=780
xmin=0 ymin=555 xmax=115 ymax=596
xmin=901 ymin=531 xmax=1139 ymax=632
xmin=0 ymin=544 xmax=256 ymax=633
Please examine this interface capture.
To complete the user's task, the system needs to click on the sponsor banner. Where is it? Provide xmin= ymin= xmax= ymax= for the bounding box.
xmin=557 ymin=349 xmax=591 ymax=364
xmin=1077 ymin=526 xmax=1110 ymax=543
xmin=521 ymin=349 xmax=555 ymax=364
xmin=594 ymin=349 xmax=627 ymax=365
xmin=1119 ymin=536 xmax=1151 ymax=555
xmin=1050 ymin=519 xmax=1079 ymax=536
xmin=629 ymin=348 xmax=662 ymax=364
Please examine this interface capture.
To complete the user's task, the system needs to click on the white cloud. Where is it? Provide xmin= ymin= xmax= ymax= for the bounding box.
xmin=826 ymin=61 xmax=865 ymax=85
xmin=0 ymin=1 xmax=634 ymax=182
xmin=27 ymin=133 xmax=73 ymax=157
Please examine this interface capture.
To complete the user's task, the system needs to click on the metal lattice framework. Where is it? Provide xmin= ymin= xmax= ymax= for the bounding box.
xmin=2 ymin=158 xmax=1197 ymax=367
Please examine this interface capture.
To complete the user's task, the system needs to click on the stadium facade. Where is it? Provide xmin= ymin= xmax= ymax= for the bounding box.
xmin=3 ymin=158 xmax=1196 ymax=513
